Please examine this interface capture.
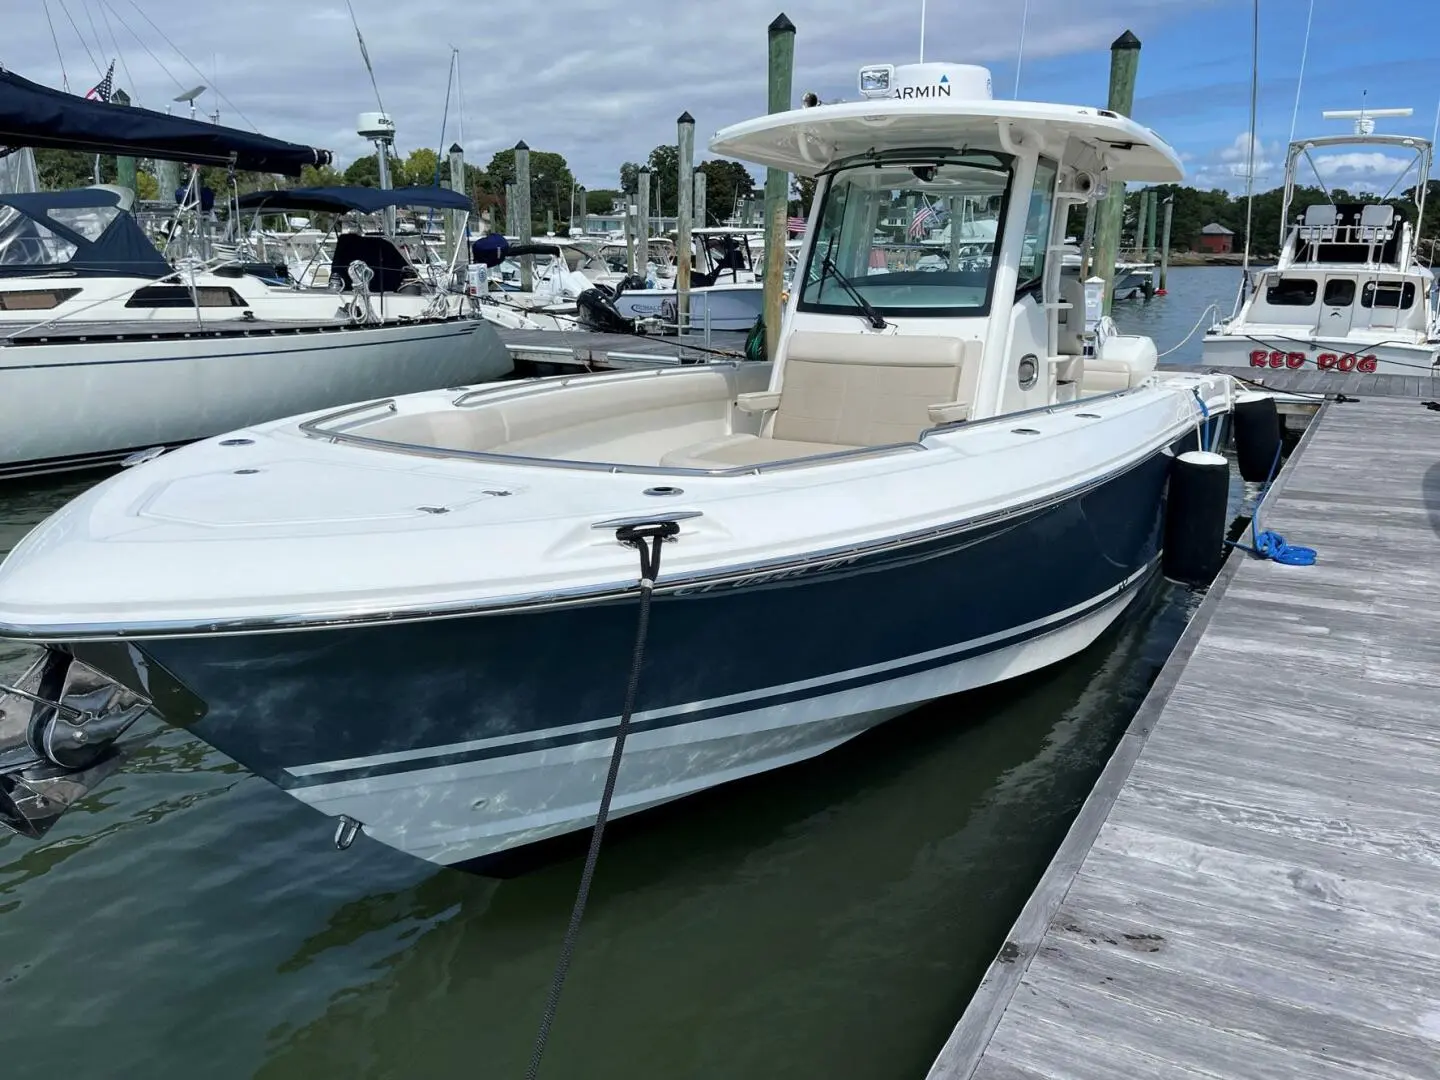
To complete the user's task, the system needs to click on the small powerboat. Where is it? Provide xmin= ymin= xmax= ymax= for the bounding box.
xmin=0 ymin=59 xmax=1232 ymax=868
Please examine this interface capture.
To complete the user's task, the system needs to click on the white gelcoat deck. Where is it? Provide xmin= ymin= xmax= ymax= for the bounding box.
xmin=927 ymin=396 xmax=1440 ymax=1080
xmin=0 ymin=368 xmax=1230 ymax=635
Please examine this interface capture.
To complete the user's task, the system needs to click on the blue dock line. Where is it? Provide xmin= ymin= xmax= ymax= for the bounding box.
xmin=1227 ymin=441 xmax=1317 ymax=566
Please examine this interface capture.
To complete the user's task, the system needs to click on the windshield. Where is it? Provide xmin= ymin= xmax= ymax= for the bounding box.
xmin=0 ymin=205 xmax=79 ymax=268
xmin=799 ymin=152 xmax=1011 ymax=319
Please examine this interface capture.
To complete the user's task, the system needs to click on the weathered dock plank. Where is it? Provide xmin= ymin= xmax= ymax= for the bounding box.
xmin=927 ymin=396 xmax=1440 ymax=1080
xmin=1158 ymin=362 xmax=1439 ymax=398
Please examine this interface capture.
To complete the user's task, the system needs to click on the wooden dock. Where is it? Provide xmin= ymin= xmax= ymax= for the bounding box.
xmin=496 ymin=328 xmax=749 ymax=371
xmin=928 ymin=395 xmax=1440 ymax=1080
xmin=1159 ymin=363 xmax=1439 ymax=401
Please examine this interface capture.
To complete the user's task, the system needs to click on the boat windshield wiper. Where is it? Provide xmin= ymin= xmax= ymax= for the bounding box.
xmin=821 ymin=252 xmax=887 ymax=329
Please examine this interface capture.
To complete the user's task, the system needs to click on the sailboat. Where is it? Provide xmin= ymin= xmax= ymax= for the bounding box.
xmin=0 ymin=70 xmax=510 ymax=479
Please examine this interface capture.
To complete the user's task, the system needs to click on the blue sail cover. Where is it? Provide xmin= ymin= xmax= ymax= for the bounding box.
xmin=0 ymin=69 xmax=329 ymax=176
xmin=236 ymin=186 xmax=472 ymax=214
xmin=0 ymin=188 xmax=172 ymax=279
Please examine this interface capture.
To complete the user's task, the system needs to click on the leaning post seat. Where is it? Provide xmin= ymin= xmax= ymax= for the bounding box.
xmin=659 ymin=331 xmax=982 ymax=470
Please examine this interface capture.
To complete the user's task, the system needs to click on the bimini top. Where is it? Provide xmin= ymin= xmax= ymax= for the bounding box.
xmin=710 ymin=62 xmax=1183 ymax=183
xmin=237 ymin=186 xmax=472 ymax=215
xmin=0 ymin=68 xmax=329 ymax=176
xmin=0 ymin=186 xmax=172 ymax=280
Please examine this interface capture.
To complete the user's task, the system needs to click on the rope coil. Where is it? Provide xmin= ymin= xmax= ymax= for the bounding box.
xmin=1227 ymin=440 xmax=1317 ymax=566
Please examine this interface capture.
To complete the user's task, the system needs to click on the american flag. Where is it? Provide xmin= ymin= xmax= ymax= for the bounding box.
xmin=907 ymin=201 xmax=942 ymax=239
xmin=84 ymin=61 xmax=115 ymax=102
xmin=786 ymin=215 xmax=807 ymax=234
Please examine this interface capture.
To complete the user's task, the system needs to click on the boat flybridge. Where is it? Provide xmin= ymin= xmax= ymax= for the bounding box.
xmin=0 ymin=60 xmax=1234 ymax=869
xmin=0 ymin=68 xmax=511 ymax=479
xmin=1203 ymin=106 xmax=1440 ymax=378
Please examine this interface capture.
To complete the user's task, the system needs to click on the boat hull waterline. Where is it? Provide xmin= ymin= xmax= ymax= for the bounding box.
xmin=52 ymin=445 xmax=1181 ymax=867
xmin=0 ymin=318 xmax=512 ymax=479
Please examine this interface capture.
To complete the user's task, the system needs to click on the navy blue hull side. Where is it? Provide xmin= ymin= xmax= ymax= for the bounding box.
xmin=100 ymin=448 xmax=1178 ymax=785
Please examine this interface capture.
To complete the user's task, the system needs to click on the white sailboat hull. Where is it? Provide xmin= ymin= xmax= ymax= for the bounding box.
xmin=0 ymin=318 xmax=512 ymax=478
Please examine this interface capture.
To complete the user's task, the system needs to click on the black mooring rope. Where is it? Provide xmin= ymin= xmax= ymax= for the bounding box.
xmin=524 ymin=520 xmax=680 ymax=1080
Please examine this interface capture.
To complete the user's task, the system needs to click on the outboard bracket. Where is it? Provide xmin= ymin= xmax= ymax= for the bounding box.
xmin=0 ymin=651 xmax=150 ymax=838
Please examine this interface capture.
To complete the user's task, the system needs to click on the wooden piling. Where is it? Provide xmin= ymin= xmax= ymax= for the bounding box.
xmin=514 ymin=141 xmax=533 ymax=291
xmin=763 ymin=13 xmax=796 ymax=360
xmin=1158 ymin=195 xmax=1174 ymax=295
xmin=694 ymin=171 xmax=707 ymax=229
xmin=637 ymin=166 xmax=651 ymax=283
xmin=677 ymin=112 xmax=696 ymax=330
xmin=625 ymin=199 xmax=636 ymax=275
xmin=1145 ymin=189 xmax=1158 ymax=262
xmin=1134 ymin=189 xmax=1150 ymax=266
xmin=446 ymin=142 xmax=464 ymax=259
xmin=1092 ymin=31 xmax=1141 ymax=316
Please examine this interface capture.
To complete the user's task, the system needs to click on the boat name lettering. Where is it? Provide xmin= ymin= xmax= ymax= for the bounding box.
xmin=1248 ymin=349 xmax=1378 ymax=373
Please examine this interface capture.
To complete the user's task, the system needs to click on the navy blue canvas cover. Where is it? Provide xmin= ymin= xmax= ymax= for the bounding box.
xmin=0 ymin=188 xmax=172 ymax=279
xmin=237 ymin=186 xmax=472 ymax=214
xmin=0 ymin=69 xmax=329 ymax=175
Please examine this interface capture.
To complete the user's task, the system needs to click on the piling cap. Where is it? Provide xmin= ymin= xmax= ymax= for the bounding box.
xmin=1111 ymin=30 xmax=1141 ymax=51
xmin=514 ymin=139 xmax=529 ymax=151
xmin=678 ymin=110 xmax=695 ymax=125
xmin=639 ymin=165 xmax=650 ymax=173
xmin=448 ymin=142 xmax=463 ymax=155
xmin=769 ymin=12 xmax=795 ymax=33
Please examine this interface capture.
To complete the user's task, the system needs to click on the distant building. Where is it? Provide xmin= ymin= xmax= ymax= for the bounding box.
xmin=1198 ymin=222 xmax=1235 ymax=254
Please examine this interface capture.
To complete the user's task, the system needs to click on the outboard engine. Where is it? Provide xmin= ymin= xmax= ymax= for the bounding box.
xmin=0 ymin=651 xmax=150 ymax=838
xmin=576 ymin=282 xmax=639 ymax=334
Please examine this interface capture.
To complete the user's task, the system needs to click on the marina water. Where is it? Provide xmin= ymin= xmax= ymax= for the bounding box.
xmin=0 ymin=268 xmax=1242 ymax=1079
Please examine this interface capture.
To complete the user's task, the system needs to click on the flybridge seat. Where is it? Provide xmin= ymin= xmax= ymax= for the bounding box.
xmin=658 ymin=331 xmax=981 ymax=469
xmin=1299 ymin=203 xmax=1339 ymax=242
xmin=1294 ymin=202 xmax=1402 ymax=264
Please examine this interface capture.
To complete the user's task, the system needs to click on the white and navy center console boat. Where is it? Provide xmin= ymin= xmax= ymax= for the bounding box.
xmin=0 ymin=61 xmax=1233 ymax=868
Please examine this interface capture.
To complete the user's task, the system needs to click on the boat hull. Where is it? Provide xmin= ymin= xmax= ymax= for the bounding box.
xmin=1201 ymin=331 xmax=1440 ymax=379
xmin=0 ymin=318 xmax=513 ymax=479
xmin=72 ymin=445 xmax=1176 ymax=867
xmin=613 ymin=284 xmax=764 ymax=332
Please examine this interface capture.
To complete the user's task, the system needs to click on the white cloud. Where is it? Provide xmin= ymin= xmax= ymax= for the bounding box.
xmin=1 ymin=0 xmax=1206 ymax=188
xmin=1187 ymin=131 xmax=1284 ymax=191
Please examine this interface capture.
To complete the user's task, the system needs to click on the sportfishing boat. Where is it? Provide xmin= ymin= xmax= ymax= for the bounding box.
xmin=0 ymin=60 xmax=1232 ymax=868
xmin=0 ymin=70 xmax=511 ymax=478
xmin=1202 ymin=106 xmax=1440 ymax=378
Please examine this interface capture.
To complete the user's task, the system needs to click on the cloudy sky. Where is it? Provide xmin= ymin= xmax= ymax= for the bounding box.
xmin=5 ymin=0 xmax=1439 ymax=194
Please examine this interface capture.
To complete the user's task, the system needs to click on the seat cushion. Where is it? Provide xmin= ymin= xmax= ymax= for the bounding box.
xmin=659 ymin=433 xmax=860 ymax=470
xmin=771 ymin=358 xmax=963 ymax=445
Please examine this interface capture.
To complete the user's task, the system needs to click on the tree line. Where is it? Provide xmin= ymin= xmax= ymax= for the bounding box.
xmin=1123 ymin=180 xmax=1440 ymax=256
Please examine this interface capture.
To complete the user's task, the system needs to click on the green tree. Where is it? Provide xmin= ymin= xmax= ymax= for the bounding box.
xmin=341 ymin=153 xmax=402 ymax=188
xmin=586 ymin=188 xmax=622 ymax=214
xmin=619 ymin=161 xmax=642 ymax=195
xmin=696 ymin=159 xmax=756 ymax=225
xmin=646 ymin=144 xmax=679 ymax=215
xmin=486 ymin=148 xmax=576 ymax=227
xmin=789 ymin=174 xmax=817 ymax=216
xmin=401 ymin=147 xmax=441 ymax=188
xmin=296 ymin=163 xmax=344 ymax=188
